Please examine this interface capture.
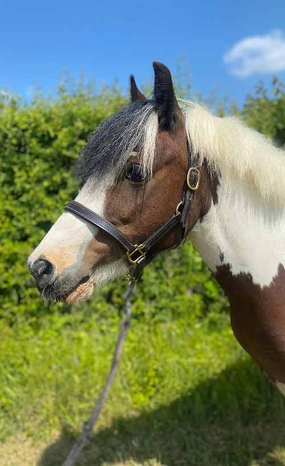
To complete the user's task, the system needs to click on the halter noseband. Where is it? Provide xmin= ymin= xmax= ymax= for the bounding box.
xmin=65 ymin=152 xmax=200 ymax=281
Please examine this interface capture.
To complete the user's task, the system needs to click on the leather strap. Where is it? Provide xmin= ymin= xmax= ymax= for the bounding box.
xmin=141 ymin=212 xmax=182 ymax=252
xmin=65 ymin=201 xmax=134 ymax=252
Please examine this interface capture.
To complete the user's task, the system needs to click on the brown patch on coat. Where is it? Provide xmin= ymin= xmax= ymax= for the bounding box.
xmin=103 ymin=130 xmax=189 ymax=253
xmin=102 ymin=131 xmax=218 ymax=256
xmin=216 ymin=263 xmax=285 ymax=383
xmin=82 ymin=229 xmax=126 ymax=272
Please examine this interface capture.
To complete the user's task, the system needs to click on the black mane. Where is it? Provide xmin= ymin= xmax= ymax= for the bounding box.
xmin=79 ymin=100 xmax=155 ymax=184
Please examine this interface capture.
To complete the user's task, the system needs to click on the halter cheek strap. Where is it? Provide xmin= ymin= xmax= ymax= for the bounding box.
xmin=65 ymin=158 xmax=200 ymax=281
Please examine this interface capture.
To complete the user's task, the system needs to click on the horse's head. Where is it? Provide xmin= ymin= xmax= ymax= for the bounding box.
xmin=28 ymin=62 xmax=211 ymax=303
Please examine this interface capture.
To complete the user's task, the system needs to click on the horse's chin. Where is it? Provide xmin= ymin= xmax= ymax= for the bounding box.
xmin=64 ymin=281 xmax=94 ymax=304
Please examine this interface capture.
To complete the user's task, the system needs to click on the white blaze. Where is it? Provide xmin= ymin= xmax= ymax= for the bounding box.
xmin=28 ymin=178 xmax=109 ymax=274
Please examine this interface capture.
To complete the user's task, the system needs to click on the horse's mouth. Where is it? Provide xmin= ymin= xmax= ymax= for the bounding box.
xmin=41 ymin=275 xmax=93 ymax=303
xmin=64 ymin=278 xmax=94 ymax=304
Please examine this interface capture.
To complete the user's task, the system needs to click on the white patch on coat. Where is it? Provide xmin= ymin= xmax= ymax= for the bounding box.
xmin=190 ymin=170 xmax=285 ymax=288
xmin=276 ymin=381 xmax=285 ymax=397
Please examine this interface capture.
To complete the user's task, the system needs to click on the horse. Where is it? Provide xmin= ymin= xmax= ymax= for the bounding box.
xmin=28 ymin=61 xmax=285 ymax=396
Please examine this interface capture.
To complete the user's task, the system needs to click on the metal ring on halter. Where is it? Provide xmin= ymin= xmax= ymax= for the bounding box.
xmin=187 ymin=167 xmax=200 ymax=191
xmin=176 ymin=201 xmax=183 ymax=215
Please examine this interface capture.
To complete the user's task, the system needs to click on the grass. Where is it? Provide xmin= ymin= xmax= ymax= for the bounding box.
xmin=0 ymin=307 xmax=285 ymax=466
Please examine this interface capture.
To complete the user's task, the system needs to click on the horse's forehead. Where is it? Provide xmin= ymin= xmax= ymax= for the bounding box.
xmin=155 ymin=129 xmax=187 ymax=158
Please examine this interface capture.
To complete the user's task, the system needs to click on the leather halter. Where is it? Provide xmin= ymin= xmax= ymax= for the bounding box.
xmin=65 ymin=152 xmax=200 ymax=281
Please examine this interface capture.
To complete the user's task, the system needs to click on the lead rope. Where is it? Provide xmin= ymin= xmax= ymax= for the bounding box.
xmin=61 ymin=280 xmax=137 ymax=466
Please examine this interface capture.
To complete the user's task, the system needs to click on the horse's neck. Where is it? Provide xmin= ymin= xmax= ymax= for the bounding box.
xmin=190 ymin=170 xmax=285 ymax=384
xmin=190 ymin=172 xmax=285 ymax=288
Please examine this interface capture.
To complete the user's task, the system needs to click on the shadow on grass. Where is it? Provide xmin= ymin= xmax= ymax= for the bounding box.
xmin=38 ymin=359 xmax=285 ymax=466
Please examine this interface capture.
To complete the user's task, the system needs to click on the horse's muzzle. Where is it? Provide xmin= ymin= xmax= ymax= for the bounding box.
xmin=30 ymin=256 xmax=55 ymax=291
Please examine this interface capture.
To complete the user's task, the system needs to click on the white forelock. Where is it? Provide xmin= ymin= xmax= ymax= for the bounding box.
xmin=115 ymin=103 xmax=158 ymax=178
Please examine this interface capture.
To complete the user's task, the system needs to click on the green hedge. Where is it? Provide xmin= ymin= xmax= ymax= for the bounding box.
xmin=242 ymin=77 xmax=285 ymax=147
xmin=2 ymin=77 xmax=284 ymax=323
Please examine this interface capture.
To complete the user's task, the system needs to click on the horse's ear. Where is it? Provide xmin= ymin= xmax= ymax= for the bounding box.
xmin=153 ymin=61 xmax=183 ymax=131
xmin=130 ymin=75 xmax=147 ymax=102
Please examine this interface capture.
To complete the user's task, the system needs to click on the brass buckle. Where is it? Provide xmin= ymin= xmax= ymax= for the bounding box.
xmin=187 ymin=167 xmax=200 ymax=191
xmin=176 ymin=201 xmax=183 ymax=215
xmin=127 ymin=244 xmax=146 ymax=265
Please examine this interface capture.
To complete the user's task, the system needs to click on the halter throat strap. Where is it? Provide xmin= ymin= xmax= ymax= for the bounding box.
xmin=65 ymin=155 xmax=200 ymax=281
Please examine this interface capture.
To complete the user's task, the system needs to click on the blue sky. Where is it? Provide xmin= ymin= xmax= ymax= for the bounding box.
xmin=1 ymin=0 xmax=285 ymax=107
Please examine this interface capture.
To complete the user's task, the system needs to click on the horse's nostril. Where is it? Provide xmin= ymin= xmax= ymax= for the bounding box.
xmin=30 ymin=257 xmax=55 ymax=290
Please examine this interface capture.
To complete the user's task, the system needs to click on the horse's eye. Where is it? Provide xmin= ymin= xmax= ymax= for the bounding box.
xmin=125 ymin=163 xmax=146 ymax=183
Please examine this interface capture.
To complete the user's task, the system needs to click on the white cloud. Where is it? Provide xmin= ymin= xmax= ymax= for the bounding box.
xmin=223 ymin=29 xmax=285 ymax=78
